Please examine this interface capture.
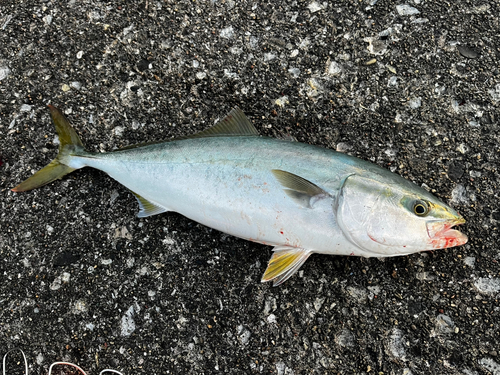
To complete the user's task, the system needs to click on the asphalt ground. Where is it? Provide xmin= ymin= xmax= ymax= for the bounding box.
xmin=1 ymin=1 xmax=499 ymax=374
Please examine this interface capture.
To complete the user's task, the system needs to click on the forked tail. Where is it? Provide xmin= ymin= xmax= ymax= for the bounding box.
xmin=12 ymin=105 xmax=85 ymax=192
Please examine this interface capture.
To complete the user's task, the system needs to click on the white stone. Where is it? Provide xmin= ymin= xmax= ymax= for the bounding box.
xmin=474 ymin=278 xmax=500 ymax=294
xmin=275 ymin=96 xmax=289 ymax=107
xmin=308 ymin=1 xmax=323 ymax=13
xmin=328 ymin=61 xmax=342 ymax=76
xmin=220 ymin=26 xmax=234 ymax=39
xmin=43 ymin=15 xmax=52 ymax=25
xmin=396 ymin=4 xmax=420 ymax=16
xmin=479 ymin=357 xmax=500 ymax=375
xmin=409 ymin=97 xmax=422 ymax=109
xmin=288 ymin=67 xmax=300 ymax=78
xmin=0 ymin=66 xmax=10 ymax=80
xmin=121 ymin=306 xmax=136 ymax=336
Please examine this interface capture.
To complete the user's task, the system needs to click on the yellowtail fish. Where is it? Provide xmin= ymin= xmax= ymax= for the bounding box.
xmin=13 ymin=105 xmax=467 ymax=285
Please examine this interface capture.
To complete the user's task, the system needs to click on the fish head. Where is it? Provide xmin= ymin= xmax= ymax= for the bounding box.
xmin=336 ymin=175 xmax=467 ymax=256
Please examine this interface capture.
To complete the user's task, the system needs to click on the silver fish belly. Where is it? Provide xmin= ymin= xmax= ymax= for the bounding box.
xmin=13 ymin=106 xmax=467 ymax=285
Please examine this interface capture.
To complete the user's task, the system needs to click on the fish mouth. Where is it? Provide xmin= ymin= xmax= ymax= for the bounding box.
xmin=426 ymin=217 xmax=468 ymax=249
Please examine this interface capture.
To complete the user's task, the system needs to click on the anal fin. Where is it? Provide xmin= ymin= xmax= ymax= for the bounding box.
xmin=261 ymin=246 xmax=313 ymax=286
xmin=131 ymin=191 xmax=169 ymax=218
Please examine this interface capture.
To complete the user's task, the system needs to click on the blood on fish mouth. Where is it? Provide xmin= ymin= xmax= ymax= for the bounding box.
xmin=427 ymin=219 xmax=467 ymax=249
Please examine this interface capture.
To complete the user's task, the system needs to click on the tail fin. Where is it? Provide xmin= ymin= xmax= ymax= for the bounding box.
xmin=12 ymin=105 xmax=85 ymax=192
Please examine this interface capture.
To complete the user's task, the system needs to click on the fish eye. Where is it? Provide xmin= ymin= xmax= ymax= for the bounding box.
xmin=413 ymin=200 xmax=429 ymax=216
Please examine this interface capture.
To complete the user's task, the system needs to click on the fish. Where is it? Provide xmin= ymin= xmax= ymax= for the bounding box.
xmin=12 ymin=105 xmax=467 ymax=285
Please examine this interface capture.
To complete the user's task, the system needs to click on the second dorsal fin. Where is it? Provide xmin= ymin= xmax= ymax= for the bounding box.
xmin=191 ymin=107 xmax=259 ymax=138
xmin=116 ymin=107 xmax=258 ymax=151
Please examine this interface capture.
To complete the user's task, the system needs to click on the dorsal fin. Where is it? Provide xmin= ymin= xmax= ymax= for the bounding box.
xmin=190 ymin=107 xmax=259 ymax=137
xmin=116 ymin=107 xmax=258 ymax=151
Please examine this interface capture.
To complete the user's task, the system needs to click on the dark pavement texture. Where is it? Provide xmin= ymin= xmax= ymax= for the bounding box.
xmin=1 ymin=1 xmax=499 ymax=374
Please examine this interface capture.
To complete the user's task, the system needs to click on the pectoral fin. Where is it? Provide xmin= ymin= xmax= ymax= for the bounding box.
xmin=131 ymin=192 xmax=168 ymax=218
xmin=272 ymin=169 xmax=329 ymax=208
xmin=261 ymin=246 xmax=312 ymax=286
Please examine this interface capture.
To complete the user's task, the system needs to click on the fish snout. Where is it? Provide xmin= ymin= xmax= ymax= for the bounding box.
xmin=426 ymin=219 xmax=467 ymax=249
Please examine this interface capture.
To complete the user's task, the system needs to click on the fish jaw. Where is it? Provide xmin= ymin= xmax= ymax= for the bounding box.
xmin=426 ymin=217 xmax=467 ymax=249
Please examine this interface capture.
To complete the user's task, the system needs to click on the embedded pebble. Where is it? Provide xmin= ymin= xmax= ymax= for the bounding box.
xmin=435 ymin=314 xmax=455 ymax=334
xmin=275 ymin=95 xmax=289 ymax=107
xmin=336 ymin=142 xmax=352 ymax=153
xmin=387 ymin=328 xmax=406 ymax=360
xmin=43 ymin=14 xmax=53 ymax=25
xmin=73 ymin=300 xmax=88 ymax=313
xmin=474 ymin=278 xmax=500 ymax=294
xmin=435 ymin=84 xmax=446 ymax=95
xmin=479 ymin=357 xmax=500 ymax=374
xmin=275 ymin=361 xmax=293 ymax=375
xmin=408 ymin=97 xmax=422 ymax=109
xmin=387 ymin=65 xmax=397 ymax=74
xmin=70 ymin=81 xmax=81 ymax=90
xmin=327 ymin=61 xmax=342 ymax=76
xmin=488 ymin=84 xmax=500 ymax=103
xmin=0 ymin=66 xmax=10 ymax=80
xmin=121 ymin=306 xmax=136 ymax=336
xmin=266 ymin=314 xmax=277 ymax=324
xmin=288 ymin=67 xmax=300 ymax=77
xmin=457 ymin=45 xmax=478 ymax=59
xmin=396 ymin=4 xmax=420 ymax=16
xmin=237 ymin=325 xmax=251 ymax=345
xmin=447 ymin=162 xmax=464 ymax=181
xmin=220 ymin=26 xmax=234 ymax=39
xmin=388 ymin=76 xmax=398 ymax=87
xmin=346 ymin=286 xmax=367 ymax=301
xmin=1 ymin=14 xmax=13 ymax=30
xmin=50 ymin=276 xmax=63 ymax=290
xmin=299 ymin=38 xmax=311 ymax=49
xmin=366 ymin=38 xmax=387 ymax=55
xmin=336 ymin=329 xmax=355 ymax=348
xmin=224 ymin=69 xmax=239 ymax=79
xmin=114 ymin=225 xmax=132 ymax=239
xmin=264 ymin=53 xmax=276 ymax=62
xmin=463 ymin=257 xmax=476 ymax=268
xmin=113 ymin=126 xmax=125 ymax=137
xmin=456 ymin=143 xmax=468 ymax=154
xmin=307 ymin=1 xmax=323 ymax=13
xmin=196 ymin=71 xmax=207 ymax=79
xmin=451 ymin=184 xmax=468 ymax=204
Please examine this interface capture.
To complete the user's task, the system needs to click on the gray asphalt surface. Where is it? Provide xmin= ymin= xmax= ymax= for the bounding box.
xmin=1 ymin=1 xmax=499 ymax=374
